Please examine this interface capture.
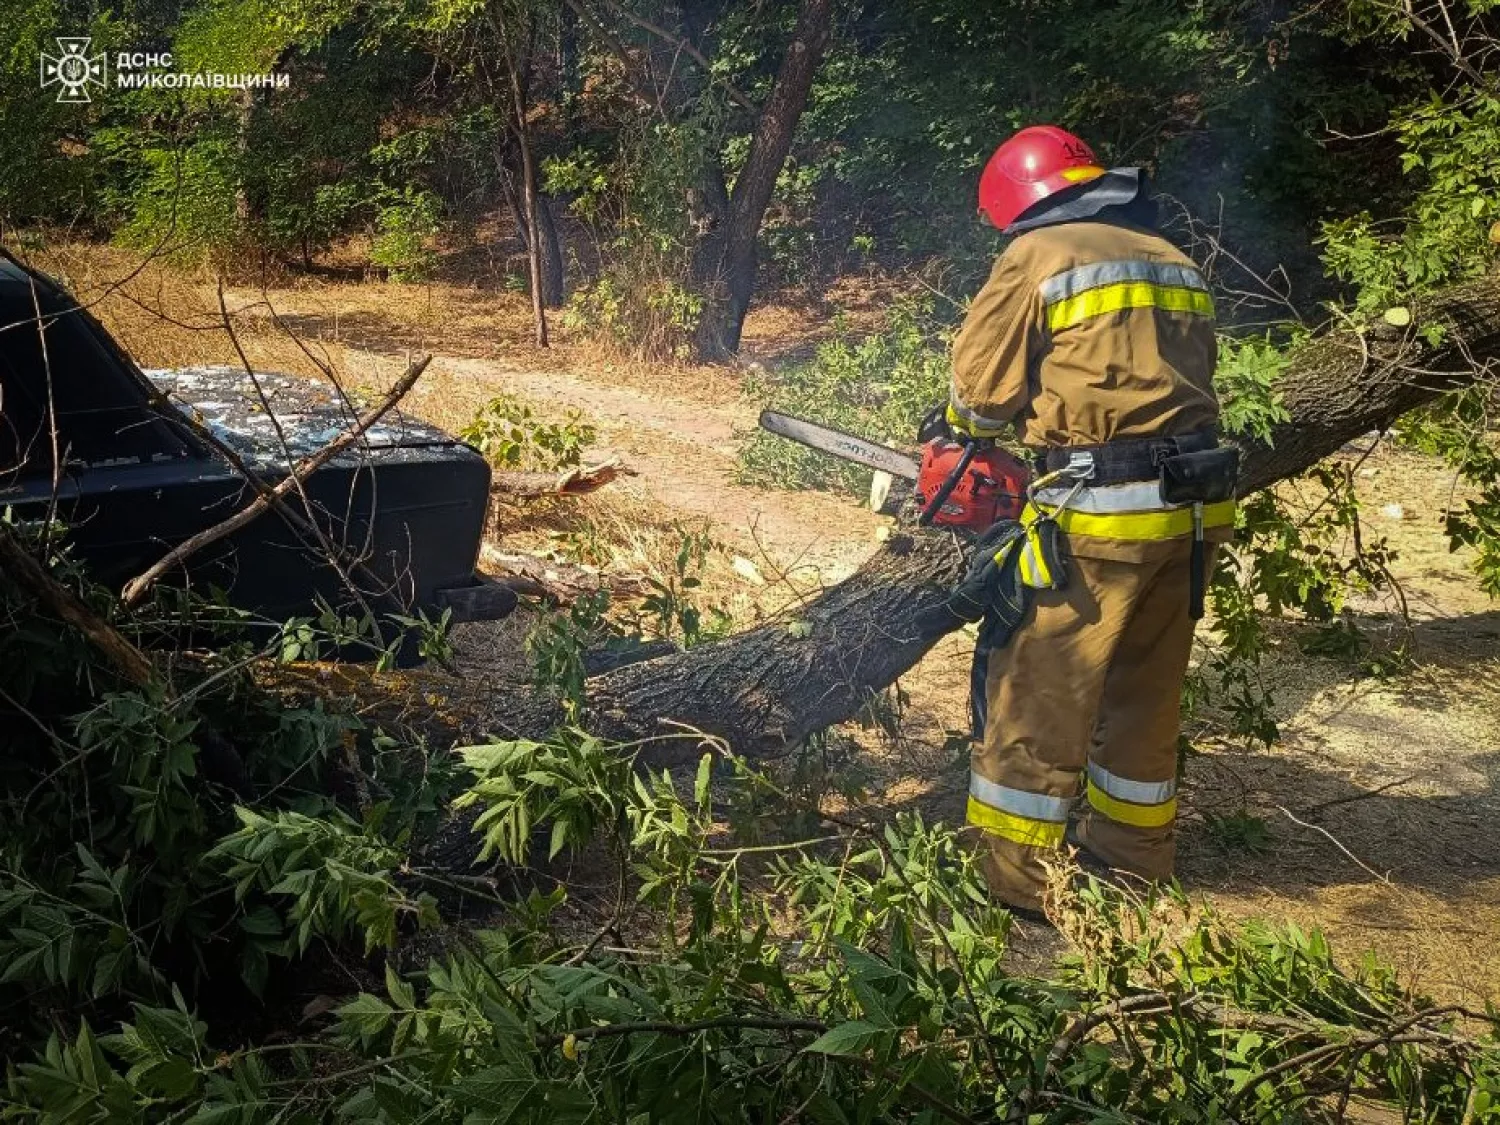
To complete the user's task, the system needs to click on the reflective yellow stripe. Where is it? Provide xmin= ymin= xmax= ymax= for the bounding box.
xmin=1017 ymin=545 xmax=1037 ymax=587
xmin=1046 ymin=282 xmax=1215 ymax=332
xmin=966 ymin=796 xmax=1067 ymax=847
xmin=1021 ymin=499 xmax=1235 ymax=542
xmin=1024 ymin=528 xmax=1055 ymax=586
xmin=1088 ymin=762 xmax=1175 ymax=805
xmin=970 ymin=774 xmax=1074 ymax=822
xmin=1086 ymin=779 xmax=1177 ymax=829
xmin=1017 ymin=538 xmax=1054 ymax=588
xmin=1059 ymin=165 xmax=1105 ymax=184
xmin=946 ymin=402 xmax=1007 ymax=439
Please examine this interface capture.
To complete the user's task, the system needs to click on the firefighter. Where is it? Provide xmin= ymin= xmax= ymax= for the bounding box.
xmin=947 ymin=125 xmax=1238 ymax=913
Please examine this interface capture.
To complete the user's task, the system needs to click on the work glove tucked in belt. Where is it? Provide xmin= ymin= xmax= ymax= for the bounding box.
xmin=917 ymin=514 xmax=1068 ymax=638
xmin=913 ymin=513 xmax=1069 ymax=740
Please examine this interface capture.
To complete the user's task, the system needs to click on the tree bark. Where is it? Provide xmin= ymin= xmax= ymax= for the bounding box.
xmin=492 ymin=5 xmax=551 ymax=346
xmin=497 ymin=142 xmax=565 ymax=310
xmin=1232 ymin=276 xmax=1500 ymax=493
xmin=512 ymin=95 xmax=549 ymax=346
xmin=0 ymin=523 xmax=154 ymax=687
xmin=691 ymin=0 xmax=835 ymax=360
xmin=535 ymin=193 xmax=566 ymax=309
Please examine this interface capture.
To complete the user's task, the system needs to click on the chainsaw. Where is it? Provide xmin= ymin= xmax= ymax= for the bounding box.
xmin=758 ymin=409 xmax=1031 ymax=533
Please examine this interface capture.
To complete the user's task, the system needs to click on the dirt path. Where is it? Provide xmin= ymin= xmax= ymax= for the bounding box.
xmin=402 ymin=352 xmax=887 ymax=581
xmin=225 ymin=282 xmax=885 ymax=580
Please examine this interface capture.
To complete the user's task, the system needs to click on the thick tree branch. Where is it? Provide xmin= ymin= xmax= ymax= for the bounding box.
xmin=1233 ymin=274 xmax=1500 ymax=492
xmin=0 ymin=523 xmax=153 ymax=686
xmin=490 ymin=458 xmax=631 ymax=498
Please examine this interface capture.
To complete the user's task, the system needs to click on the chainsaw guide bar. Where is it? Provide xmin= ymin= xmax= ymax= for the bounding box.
xmin=757 ymin=410 xmax=921 ymax=480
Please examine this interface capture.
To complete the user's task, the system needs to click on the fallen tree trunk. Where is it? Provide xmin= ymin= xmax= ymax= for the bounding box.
xmin=546 ymin=276 xmax=1500 ymax=761
xmin=328 ymin=276 xmax=1495 ymax=774
xmin=1234 ymin=276 xmax=1500 ymax=493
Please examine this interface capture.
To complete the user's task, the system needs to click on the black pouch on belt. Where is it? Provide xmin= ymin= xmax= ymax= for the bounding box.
xmin=1158 ymin=447 xmax=1240 ymax=621
xmin=1158 ymin=447 xmax=1240 ymax=505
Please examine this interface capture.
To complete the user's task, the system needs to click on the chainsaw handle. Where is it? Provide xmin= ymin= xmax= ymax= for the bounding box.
xmin=918 ymin=440 xmax=979 ymax=526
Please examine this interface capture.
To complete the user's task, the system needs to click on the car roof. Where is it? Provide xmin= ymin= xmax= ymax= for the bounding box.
xmin=0 ymin=254 xmax=63 ymax=295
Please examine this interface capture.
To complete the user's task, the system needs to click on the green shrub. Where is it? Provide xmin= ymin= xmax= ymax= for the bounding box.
xmin=737 ymin=300 xmax=950 ymax=494
xmin=459 ymin=394 xmax=596 ymax=471
xmin=370 ymin=188 xmax=442 ymax=282
xmin=117 ymin=138 xmax=244 ymax=262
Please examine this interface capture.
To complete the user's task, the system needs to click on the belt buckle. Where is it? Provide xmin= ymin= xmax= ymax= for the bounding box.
xmin=1065 ymin=450 xmax=1095 ymax=481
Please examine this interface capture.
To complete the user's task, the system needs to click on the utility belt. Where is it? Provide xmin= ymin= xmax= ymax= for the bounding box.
xmin=1029 ymin=428 xmax=1239 ymax=620
xmin=1034 ymin=427 xmax=1222 ymax=484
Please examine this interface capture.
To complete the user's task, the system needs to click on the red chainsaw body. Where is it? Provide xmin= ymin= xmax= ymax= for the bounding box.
xmin=915 ymin=441 xmax=1031 ymax=531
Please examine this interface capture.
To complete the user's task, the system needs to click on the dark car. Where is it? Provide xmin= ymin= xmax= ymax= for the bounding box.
xmin=0 ymin=252 xmax=511 ymax=635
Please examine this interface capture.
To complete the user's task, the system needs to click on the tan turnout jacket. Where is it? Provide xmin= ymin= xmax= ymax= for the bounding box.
xmin=949 ymin=220 xmax=1219 ymax=449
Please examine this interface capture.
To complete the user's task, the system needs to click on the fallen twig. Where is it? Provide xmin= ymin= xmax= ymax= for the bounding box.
xmin=1276 ymin=805 xmax=1392 ymax=884
xmin=1295 ymin=775 xmax=1417 ymax=816
xmin=480 ymin=546 xmax=651 ymax=602
xmin=121 ymin=356 xmax=431 ymax=608
xmin=491 ymin=458 xmax=633 ymax=499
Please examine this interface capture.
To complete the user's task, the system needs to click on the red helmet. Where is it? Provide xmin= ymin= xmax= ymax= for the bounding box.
xmin=977 ymin=126 xmax=1104 ymax=230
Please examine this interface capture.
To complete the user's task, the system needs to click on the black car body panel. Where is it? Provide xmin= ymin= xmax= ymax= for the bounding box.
xmin=0 ymin=256 xmax=504 ymax=627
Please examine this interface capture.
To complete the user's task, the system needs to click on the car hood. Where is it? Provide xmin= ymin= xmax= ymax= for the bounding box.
xmin=143 ymin=366 xmax=477 ymax=472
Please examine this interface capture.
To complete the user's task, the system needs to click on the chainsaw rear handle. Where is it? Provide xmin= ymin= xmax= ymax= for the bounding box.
xmin=918 ymin=439 xmax=979 ymax=526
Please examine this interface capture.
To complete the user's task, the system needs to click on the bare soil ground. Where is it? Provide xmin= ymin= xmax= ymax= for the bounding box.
xmin=45 ymin=245 xmax=1500 ymax=1006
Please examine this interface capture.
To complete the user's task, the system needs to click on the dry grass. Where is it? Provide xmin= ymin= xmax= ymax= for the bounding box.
xmin=23 ymin=238 xmax=929 ymax=413
xmin=25 ymin=242 xmax=356 ymax=379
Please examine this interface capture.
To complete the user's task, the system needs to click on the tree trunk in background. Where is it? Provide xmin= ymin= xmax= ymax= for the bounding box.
xmin=535 ymin=194 xmax=565 ymax=308
xmin=501 ymin=161 xmax=565 ymax=310
xmin=512 ymin=110 xmax=549 ymax=346
xmin=393 ymin=273 xmax=1500 ymax=776
xmin=491 ymin=5 xmax=550 ymax=346
xmin=691 ymin=0 xmax=835 ymax=360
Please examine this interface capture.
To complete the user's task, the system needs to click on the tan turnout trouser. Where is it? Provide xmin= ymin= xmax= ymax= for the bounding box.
xmin=967 ymin=539 xmax=1205 ymax=911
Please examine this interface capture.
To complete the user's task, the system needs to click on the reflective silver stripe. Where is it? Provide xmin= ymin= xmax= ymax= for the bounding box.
xmin=1039 ymin=259 xmax=1209 ymax=306
xmin=947 ymin=379 xmax=1008 ymax=434
xmin=1087 ymin=762 xmax=1175 ymax=806
xmin=969 ymin=773 xmax=1074 ymax=822
xmin=1034 ymin=481 xmax=1183 ymax=514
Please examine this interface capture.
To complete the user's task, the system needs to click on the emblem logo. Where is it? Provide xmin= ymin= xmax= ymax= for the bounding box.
xmin=41 ymin=37 xmax=106 ymax=103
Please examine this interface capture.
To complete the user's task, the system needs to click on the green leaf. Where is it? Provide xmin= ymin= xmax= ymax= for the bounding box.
xmin=385 ymin=963 xmax=416 ymax=1010
xmin=135 ymin=1057 xmax=200 ymax=1099
xmin=454 ymin=1068 xmax=543 ymax=1123
xmin=238 ymin=905 xmax=282 ymax=937
xmin=804 ymin=1020 xmax=885 ymax=1058
xmin=338 ymin=993 xmax=394 ymax=1043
